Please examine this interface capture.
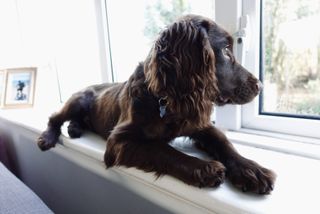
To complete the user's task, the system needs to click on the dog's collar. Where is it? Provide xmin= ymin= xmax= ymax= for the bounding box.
xmin=158 ymin=96 xmax=167 ymax=118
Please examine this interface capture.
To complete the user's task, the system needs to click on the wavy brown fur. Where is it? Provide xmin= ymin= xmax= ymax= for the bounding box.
xmin=145 ymin=17 xmax=218 ymax=128
xmin=37 ymin=14 xmax=275 ymax=194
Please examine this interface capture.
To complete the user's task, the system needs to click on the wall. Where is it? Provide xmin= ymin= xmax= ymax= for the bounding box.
xmin=0 ymin=117 xmax=172 ymax=214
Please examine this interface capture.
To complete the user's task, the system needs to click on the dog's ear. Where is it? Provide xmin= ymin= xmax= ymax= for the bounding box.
xmin=144 ymin=19 xmax=218 ymax=99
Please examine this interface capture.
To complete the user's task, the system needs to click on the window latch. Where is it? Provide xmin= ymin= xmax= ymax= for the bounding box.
xmin=234 ymin=15 xmax=251 ymax=66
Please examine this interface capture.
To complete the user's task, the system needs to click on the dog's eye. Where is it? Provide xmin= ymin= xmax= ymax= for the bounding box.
xmin=222 ymin=47 xmax=231 ymax=60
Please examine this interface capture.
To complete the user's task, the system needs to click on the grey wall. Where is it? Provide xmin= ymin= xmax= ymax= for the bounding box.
xmin=0 ymin=118 xmax=172 ymax=214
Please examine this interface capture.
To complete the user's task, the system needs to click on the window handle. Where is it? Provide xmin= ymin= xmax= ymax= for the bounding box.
xmin=234 ymin=15 xmax=251 ymax=66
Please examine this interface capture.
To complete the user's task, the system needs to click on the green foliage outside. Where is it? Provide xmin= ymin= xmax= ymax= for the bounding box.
xmin=263 ymin=0 xmax=320 ymax=116
xmin=144 ymin=0 xmax=190 ymax=41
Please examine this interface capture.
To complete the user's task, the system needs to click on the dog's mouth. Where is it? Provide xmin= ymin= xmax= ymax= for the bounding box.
xmin=215 ymin=95 xmax=233 ymax=106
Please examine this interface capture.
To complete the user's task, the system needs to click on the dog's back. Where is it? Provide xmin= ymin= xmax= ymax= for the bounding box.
xmin=86 ymin=82 xmax=127 ymax=138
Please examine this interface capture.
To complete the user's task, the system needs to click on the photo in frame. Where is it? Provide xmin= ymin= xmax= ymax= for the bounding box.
xmin=3 ymin=67 xmax=37 ymax=108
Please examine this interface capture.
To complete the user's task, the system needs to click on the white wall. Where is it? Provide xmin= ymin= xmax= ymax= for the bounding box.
xmin=0 ymin=117 xmax=172 ymax=214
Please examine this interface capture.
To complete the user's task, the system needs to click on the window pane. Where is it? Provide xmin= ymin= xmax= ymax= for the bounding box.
xmin=107 ymin=0 xmax=215 ymax=82
xmin=0 ymin=0 xmax=104 ymax=103
xmin=261 ymin=0 xmax=320 ymax=118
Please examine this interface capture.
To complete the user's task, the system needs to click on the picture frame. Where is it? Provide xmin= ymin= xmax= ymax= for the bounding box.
xmin=3 ymin=67 xmax=37 ymax=108
xmin=0 ymin=70 xmax=5 ymax=107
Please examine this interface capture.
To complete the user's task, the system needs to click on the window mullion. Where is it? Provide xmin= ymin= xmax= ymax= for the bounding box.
xmin=215 ymin=0 xmax=243 ymax=131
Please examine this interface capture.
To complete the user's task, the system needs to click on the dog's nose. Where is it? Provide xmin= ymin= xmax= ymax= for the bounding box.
xmin=256 ymin=81 xmax=263 ymax=92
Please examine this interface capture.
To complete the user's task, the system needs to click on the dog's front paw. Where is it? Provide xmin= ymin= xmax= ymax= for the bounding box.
xmin=227 ymin=158 xmax=276 ymax=194
xmin=37 ymin=130 xmax=60 ymax=151
xmin=67 ymin=121 xmax=83 ymax=138
xmin=192 ymin=161 xmax=226 ymax=188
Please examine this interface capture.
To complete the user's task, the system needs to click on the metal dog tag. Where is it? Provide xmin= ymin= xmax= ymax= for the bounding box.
xmin=158 ymin=96 xmax=167 ymax=118
xmin=159 ymin=105 xmax=166 ymax=118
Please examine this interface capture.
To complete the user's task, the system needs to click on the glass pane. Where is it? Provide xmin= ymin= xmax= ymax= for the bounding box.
xmin=0 ymin=0 xmax=103 ymax=103
xmin=107 ymin=0 xmax=215 ymax=82
xmin=261 ymin=0 xmax=320 ymax=118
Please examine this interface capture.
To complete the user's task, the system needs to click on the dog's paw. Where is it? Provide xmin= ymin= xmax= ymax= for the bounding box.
xmin=227 ymin=158 xmax=276 ymax=194
xmin=37 ymin=130 xmax=60 ymax=151
xmin=67 ymin=121 xmax=83 ymax=138
xmin=193 ymin=161 xmax=226 ymax=188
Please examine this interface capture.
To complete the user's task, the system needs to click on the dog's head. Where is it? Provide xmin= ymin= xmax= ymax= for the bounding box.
xmin=144 ymin=14 xmax=262 ymax=108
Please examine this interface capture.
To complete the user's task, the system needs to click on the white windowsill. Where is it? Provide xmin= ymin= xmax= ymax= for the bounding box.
xmin=1 ymin=108 xmax=320 ymax=213
xmin=226 ymin=129 xmax=320 ymax=161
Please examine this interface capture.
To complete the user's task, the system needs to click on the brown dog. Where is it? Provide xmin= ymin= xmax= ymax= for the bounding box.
xmin=38 ymin=15 xmax=275 ymax=194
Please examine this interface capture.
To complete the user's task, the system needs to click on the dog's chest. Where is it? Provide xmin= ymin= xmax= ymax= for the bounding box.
xmin=142 ymin=117 xmax=188 ymax=141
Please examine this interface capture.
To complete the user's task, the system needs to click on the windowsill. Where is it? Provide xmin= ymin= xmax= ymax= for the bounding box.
xmin=1 ymin=108 xmax=320 ymax=213
xmin=226 ymin=129 xmax=320 ymax=160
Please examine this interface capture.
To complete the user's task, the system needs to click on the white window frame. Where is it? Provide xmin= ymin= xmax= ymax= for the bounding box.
xmin=215 ymin=0 xmax=320 ymax=140
xmin=214 ymin=0 xmax=243 ymax=131
xmin=95 ymin=0 xmax=113 ymax=83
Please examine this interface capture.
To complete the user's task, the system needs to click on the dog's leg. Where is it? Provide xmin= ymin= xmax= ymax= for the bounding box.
xmin=191 ymin=126 xmax=276 ymax=194
xmin=37 ymin=90 xmax=94 ymax=151
xmin=104 ymin=123 xmax=226 ymax=188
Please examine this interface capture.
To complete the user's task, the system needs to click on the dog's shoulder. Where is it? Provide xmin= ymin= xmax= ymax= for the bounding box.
xmin=127 ymin=63 xmax=149 ymax=98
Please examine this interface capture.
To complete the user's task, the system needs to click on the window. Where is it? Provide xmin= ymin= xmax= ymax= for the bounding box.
xmin=105 ymin=0 xmax=320 ymax=139
xmin=260 ymin=0 xmax=320 ymax=119
xmin=3 ymin=0 xmax=317 ymax=140
xmin=0 ymin=0 xmax=105 ymax=104
xmin=241 ymin=0 xmax=320 ymax=139
xmin=105 ymin=0 xmax=215 ymax=82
